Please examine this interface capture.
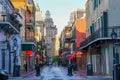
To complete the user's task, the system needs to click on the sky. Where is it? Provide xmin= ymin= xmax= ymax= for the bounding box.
xmin=35 ymin=0 xmax=87 ymax=34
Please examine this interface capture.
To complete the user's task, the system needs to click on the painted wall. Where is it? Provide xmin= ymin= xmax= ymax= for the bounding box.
xmin=11 ymin=0 xmax=26 ymax=9
xmin=75 ymin=18 xmax=86 ymax=48
xmin=109 ymin=0 xmax=120 ymax=26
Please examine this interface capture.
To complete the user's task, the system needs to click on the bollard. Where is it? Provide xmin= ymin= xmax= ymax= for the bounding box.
xmin=67 ymin=64 xmax=73 ymax=76
xmin=35 ymin=64 xmax=40 ymax=76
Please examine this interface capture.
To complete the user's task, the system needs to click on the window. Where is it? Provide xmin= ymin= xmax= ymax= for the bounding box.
xmin=99 ymin=0 xmax=101 ymax=4
xmin=0 ymin=4 xmax=2 ymax=13
xmin=93 ymin=0 xmax=98 ymax=10
xmin=90 ymin=23 xmax=95 ymax=34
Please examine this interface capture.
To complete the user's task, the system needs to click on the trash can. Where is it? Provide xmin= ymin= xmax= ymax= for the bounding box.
xmin=13 ymin=65 xmax=20 ymax=77
xmin=114 ymin=64 xmax=120 ymax=80
xmin=15 ymin=65 xmax=20 ymax=77
xmin=87 ymin=64 xmax=93 ymax=76
xmin=35 ymin=64 xmax=40 ymax=76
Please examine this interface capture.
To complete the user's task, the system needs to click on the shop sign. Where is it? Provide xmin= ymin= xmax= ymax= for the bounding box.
xmin=67 ymin=55 xmax=74 ymax=59
xmin=76 ymin=52 xmax=82 ymax=58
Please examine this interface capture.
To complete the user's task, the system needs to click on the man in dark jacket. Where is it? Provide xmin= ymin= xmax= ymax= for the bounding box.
xmin=35 ymin=57 xmax=40 ymax=76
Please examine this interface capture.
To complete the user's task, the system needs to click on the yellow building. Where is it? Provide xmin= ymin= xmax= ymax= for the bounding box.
xmin=11 ymin=0 xmax=26 ymax=9
xmin=11 ymin=0 xmax=26 ymax=39
xmin=35 ymin=3 xmax=45 ymax=41
xmin=52 ymin=35 xmax=60 ymax=56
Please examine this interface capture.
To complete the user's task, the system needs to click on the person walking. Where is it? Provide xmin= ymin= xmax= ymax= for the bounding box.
xmin=24 ymin=60 xmax=27 ymax=72
xmin=35 ymin=57 xmax=40 ymax=76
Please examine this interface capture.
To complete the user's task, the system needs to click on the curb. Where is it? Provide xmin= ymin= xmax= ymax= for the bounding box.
xmin=22 ymin=70 xmax=35 ymax=78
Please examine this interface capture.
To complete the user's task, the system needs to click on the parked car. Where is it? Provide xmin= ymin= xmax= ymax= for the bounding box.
xmin=0 ymin=69 xmax=9 ymax=80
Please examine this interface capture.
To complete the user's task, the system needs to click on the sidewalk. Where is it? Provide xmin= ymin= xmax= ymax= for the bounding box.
xmin=9 ymin=69 xmax=35 ymax=78
xmin=21 ymin=69 xmax=35 ymax=77
xmin=73 ymin=70 xmax=112 ymax=80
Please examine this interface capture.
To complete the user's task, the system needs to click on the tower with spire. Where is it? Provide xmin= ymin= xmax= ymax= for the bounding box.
xmin=45 ymin=10 xmax=51 ymax=19
xmin=44 ymin=10 xmax=57 ymax=61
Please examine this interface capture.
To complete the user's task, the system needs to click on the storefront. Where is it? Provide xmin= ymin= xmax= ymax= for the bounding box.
xmin=21 ymin=44 xmax=36 ymax=70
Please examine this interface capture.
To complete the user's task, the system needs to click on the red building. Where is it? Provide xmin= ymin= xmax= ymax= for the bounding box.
xmin=75 ymin=18 xmax=87 ymax=70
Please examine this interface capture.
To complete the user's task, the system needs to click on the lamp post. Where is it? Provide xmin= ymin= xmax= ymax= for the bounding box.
xmin=111 ymin=28 xmax=117 ymax=80
xmin=13 ymin=38 xmax=18 ymax=77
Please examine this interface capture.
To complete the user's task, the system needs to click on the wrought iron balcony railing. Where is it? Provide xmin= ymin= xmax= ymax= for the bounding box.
xmin=80 ymin=27 xmax=120 ymax=49
xmin=64 ymin=33 xmax=72 ymax=43
xmin=22 ymin=36 xmax=37 ymax=45
xmin=26 ymin=20 xmax=35 ymax=30
xmin=0 ymin=13 xmax=22 ymax=33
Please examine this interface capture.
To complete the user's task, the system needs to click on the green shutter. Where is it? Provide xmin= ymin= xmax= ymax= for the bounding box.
xmin=101 ymin=12 xmax=108 ymax=37
xmin=103 ymin=12 xmax=108 ymax=37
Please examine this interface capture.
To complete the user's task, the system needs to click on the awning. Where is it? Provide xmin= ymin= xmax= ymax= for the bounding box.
xmin=21 ymin=44 xmax=36 ymax=52
xmin=22 ymin=50 xmax=35 ymax=56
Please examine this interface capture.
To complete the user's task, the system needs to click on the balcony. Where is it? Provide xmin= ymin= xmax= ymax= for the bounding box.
xmin=21 ymin=36 xmax=37 ymax=53
xmin=26 ymin=20 xmax=34 ymax=30
xmin=22 ymin=36 xmax=37 ymax=45
xmin=64 ymin=35 xmax=72 ymax=43
xmin=0 ymin=13 xmax=22 ymax=34
xmin=80 ymin=27 xmax=120 ymax=49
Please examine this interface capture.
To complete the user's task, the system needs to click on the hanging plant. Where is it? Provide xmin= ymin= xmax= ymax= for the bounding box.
xmin=10 ymin=14 xmax=17 ymax=21
xmin=18 ymin=23 xmax=22 ymax=27
xmin=14 ymin=19 xmax=19 ymax=24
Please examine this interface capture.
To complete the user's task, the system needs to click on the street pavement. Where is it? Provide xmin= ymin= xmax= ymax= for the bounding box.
xmin=9 ymin=65 xmax=112 ymax=80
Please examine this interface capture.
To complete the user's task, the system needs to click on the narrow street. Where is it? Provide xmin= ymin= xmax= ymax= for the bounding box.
xmin=9 ymin=65 xmax=112 ymax=80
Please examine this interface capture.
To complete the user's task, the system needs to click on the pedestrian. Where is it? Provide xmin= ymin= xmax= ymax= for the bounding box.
xmin=35 ymin=57 xmax=40 ymax=76
xmin=57 ymin=57 xmax=60 ymax=66
xmin=24 ymin=60 xmax=27 ymax=72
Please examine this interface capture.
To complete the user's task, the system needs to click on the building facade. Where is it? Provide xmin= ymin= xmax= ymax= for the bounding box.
xmin=59 ymin=9 xmax=86 ymax=68
xmin=45 ymin=10 xmax=57 ymax=61
xmin=52 ymin=35 xmax=60 ymax=56
xmin=68 ymin=9 xmax=86 ymax=70
xmin=0 ymin=0 xmax=22 ymax=74
xmin=12 ymin=0 xmax=36 ymax=71
xmin=75 ymin=17 xmax=86 ymax=70
xmin=11 ymin=0 xmax=26 ymax=70
xmin=23 ymin=0 xmax=36 ymax=71
xmin=35 ymin=3 xmax=45 ymax=42
xmin=80 ymin=0 xmax=120 ymax=75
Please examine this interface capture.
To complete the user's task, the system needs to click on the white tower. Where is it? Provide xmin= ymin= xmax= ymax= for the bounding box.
xmin=45 ymin=10 xmax=51 ymax=19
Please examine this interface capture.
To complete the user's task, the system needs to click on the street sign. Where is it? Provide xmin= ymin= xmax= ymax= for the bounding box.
xmin=0 ymin=42 xmax=7 ymax=49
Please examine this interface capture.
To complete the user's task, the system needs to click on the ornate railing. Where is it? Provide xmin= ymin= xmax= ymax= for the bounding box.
xmin=80 ymin=27 xmax=120 ymax=49
xmin=0 ymin=13 xmax=22 ymax=32
xmin=22 ymin=36 xmax=37 ymax=45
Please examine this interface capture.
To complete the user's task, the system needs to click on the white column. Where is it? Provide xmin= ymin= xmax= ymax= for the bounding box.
xmin=14 ymin=34 xmax=22 ymax=66
xmin=0 ymin=50 xmax=2 ymax=69
xmin=11 ymin=53 xmax=14 ymax=73
xmin=105 ymin=47 xmax=109 ymax=74
xmin=5 ymin=50 xmax=9 ymax=72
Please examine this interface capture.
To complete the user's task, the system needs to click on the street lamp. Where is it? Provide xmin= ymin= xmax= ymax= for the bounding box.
xmin=111 ymin=28 xmax=117 ymax=80
xmin=13 ymin=38 xmax=18 ymax=77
